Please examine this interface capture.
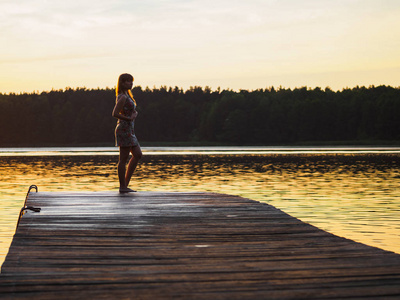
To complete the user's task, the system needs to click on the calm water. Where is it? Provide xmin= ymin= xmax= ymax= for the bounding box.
xmin=1 ymin=147 xmax=400 ymax=268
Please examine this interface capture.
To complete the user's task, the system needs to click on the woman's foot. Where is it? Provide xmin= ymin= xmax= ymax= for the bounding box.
xmin=119 ymin=187 xmax=136 ymax=193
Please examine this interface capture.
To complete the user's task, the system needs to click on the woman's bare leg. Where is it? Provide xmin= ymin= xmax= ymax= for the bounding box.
xmin=118 ymin=147 xmax=131 ymax=191
xmin=125 ymin=145 xmax=143 ymax=188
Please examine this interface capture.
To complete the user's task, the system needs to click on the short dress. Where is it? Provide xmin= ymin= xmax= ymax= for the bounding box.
xmin=115 ymin=94 xmax=139 ymax=147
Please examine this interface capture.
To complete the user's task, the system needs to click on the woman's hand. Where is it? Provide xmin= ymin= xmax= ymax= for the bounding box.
xmin=129 ymin=110 xmax=138 ymax=121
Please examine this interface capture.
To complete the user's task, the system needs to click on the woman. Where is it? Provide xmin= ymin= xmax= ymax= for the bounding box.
xmin=112 ymin=73 xmax=142 ymax=193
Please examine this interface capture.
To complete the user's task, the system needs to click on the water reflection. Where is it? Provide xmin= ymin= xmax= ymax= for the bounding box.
xmin=1 ymin=154 xmax=399 ymax=266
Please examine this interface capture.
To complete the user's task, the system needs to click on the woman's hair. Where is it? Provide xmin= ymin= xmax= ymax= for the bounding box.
xmin=116 ymin=73 xmax=136 ymax=104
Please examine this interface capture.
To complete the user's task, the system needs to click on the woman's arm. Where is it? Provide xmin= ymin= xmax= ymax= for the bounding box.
xmin=112 ymin=94 xmax=136 ymax=121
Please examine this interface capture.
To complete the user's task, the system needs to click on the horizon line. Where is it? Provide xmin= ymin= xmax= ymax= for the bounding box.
xmin=2 ymin=83 xmax=400 ymax=96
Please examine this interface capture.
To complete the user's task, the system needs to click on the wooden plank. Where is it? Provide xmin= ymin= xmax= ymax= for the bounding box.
xmin=1 ymin=191 xmax=400 ymax=299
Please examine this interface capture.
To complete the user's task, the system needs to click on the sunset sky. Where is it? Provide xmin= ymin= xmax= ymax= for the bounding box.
xmin=1 ymin=0 xmax=400 ymax=94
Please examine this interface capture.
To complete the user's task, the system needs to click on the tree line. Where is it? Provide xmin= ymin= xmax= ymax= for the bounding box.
xmin=0 ymin=85 xmax=399 ymax=147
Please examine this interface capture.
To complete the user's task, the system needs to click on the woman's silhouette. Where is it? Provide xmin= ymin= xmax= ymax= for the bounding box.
xmin=112 ymin=73 xmax=142 ymax=193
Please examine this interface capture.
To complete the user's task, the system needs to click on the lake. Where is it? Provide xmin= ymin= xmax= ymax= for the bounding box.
xmin=1 ymin=146 xmax=400 ymax=269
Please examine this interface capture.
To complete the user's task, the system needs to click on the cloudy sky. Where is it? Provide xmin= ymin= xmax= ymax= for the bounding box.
xmin=1 ymin=0 xmax=399 ymax=93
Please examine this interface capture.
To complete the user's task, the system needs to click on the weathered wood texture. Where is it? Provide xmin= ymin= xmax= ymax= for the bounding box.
xmin=1 ymin=191 xmax=399 ymax=299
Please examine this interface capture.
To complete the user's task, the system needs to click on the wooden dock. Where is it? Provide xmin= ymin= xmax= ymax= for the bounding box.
xmin=1 ymin=191 xmax=400 ymax=299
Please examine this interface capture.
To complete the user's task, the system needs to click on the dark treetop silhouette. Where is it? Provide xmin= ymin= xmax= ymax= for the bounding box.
xmin=0 ymin=85 xmax=399 ymax=147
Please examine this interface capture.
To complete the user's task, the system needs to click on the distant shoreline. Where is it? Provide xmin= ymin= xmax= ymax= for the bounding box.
xmin=0 ymin=139 xmax=399 ymax=148
xmin=1 ymin=145 xmax=400 ymax=158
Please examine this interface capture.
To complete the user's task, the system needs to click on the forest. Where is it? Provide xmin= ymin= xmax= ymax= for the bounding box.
xmin=0 ymin=85 xmax=399 ymax=147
